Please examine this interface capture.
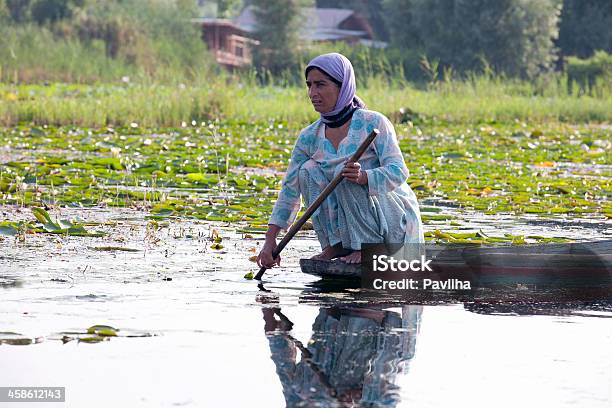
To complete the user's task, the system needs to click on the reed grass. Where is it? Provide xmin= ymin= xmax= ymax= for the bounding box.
xmin=1 ymin=76 xmax=610 ymax=127
xmin=1 ymin=28 xmax=610 ymax=126
xmin=1 ymin=2 xmax=610 ymax=127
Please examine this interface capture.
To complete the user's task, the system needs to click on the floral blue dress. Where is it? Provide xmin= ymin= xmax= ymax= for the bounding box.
xmin=269 ymin=109 xmax=423 ymax=250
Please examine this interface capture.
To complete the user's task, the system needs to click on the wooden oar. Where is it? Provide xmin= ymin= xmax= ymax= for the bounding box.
xmin=255 ymin=128 xmax=380 ymax=280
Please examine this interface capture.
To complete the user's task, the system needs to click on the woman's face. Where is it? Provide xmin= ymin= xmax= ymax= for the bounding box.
xmin=306 ymin=68 xmax=340 ymax=114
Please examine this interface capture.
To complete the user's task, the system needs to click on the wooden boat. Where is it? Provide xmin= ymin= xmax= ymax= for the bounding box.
xmin=300 ymin=240 xmax=612 ymax=288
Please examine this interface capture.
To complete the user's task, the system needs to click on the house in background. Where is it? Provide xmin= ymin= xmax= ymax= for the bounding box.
xmin=194 ymin=6 xmax=379 ymax=69
xmin=194 ymin=18 xmax=259 ymax=69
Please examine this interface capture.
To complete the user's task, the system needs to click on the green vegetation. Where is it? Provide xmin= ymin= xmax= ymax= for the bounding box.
xmin=0 ymin=121 xmax=609 ymax=239
xmin=566 ymin=51 xmax=612 ymax=96
xmin=1 ymin=76 xmax=611 ymax=127
xmin=384 ymin=0 xmax=561 ymax=79
xmin=558 ymin=0 xmax=612 ymax=59
xmin=0 ymin=0 xmax=609 ymax=247
xmin=250 ymin=0 xmax=308 ymax=73
xmin=0 ymin=0 xmax=214 ymax=83
xmin=0 ymin=207 xmax=104 ymax=237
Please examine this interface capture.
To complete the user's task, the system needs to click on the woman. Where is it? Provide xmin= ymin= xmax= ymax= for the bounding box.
xmin=257 ymin=53 xmax=423 ymax=268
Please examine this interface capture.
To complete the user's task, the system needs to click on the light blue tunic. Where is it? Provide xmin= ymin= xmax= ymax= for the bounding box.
xmin=269 ymin=109 xmax=423 ymax=249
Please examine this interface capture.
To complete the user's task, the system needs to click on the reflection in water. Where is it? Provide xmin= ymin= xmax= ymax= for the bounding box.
xmin=0 ymin=275 xmax=22 ymax=289
xmin=464 ymin=298 xmax=612 ymax=317
xmin=262 ymin=306 xmax=422 ymax=407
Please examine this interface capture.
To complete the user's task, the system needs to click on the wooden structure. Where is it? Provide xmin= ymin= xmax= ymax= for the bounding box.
xmin=235 ymin=6 xmax=375 ymax=44
xmin=195 ymin=7 xmax=379 ymax=69
xmin=194 ymin=18 xmax=259 ymax=69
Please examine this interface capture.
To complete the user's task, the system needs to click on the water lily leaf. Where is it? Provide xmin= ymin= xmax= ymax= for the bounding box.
xmin=32 ymin=207 xmax=52 ymax=224
xmin=78 ymin=336 xmax=106 ymax=343
xmin=92 ymin=157 xmax=123 ymax=170
xmin=409 ymin=181 xmax=427 ymax=191
xmin=30 ymin=127 xmax=45 ymax=137
xmin=476 ymin=230 xmax=489 ymax=238
xmin=447 ymin=232 xmax=477 ymax=239
xmin=433 ymin=230 xmax=452 ymax=239
xmin=0 ymin=225 xmax=18 ymax=236
xmin=420 ymin=206 xmax=443 ymax=213
xmin=96 ymin=328 xmax=118 ymax=337
xmin=89 ymin=246 xmax=141 ymax=252
xmin=87 ymin=325 xmax=119 ymax=335
xmin=530 ymin=129 xmax=543 ymax=138
xmin=236 ymin=227 xmax=267 ymax=235
xmin=449 ymin=238 xmax=484 ymax=244
xmin=58 ymin=219 xmax=74 ymax=229
xmin=43 ymin=221 xmax=62 ymax=232
xmin=0 ymin=332 xmax=36 ymax=345
xmin=67 ymin=225 xmax=88 ymax=234
xmin=422 ymin=214 xmax=454 ymax=222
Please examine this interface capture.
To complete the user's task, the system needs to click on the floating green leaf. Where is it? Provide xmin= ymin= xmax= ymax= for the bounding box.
xmin=87 ymin=325 xmax=119 ymax=336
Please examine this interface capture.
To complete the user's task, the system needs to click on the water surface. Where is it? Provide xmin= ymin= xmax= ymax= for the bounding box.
xmin=1 ymin=207 xmax=611 ymax=407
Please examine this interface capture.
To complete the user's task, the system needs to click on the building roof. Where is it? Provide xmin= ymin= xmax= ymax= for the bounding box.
xmin=233 ymin=6 xmax=369 ymax=41
xmin=191 ymin=17 xmax=235 ymax=27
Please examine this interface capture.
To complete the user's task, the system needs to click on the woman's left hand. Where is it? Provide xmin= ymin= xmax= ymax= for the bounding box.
xmin=342 ymin=161 xmax=368 ymax=185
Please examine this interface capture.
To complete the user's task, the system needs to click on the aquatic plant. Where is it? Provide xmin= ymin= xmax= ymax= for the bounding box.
xmin=0 ymin=119 xmax=608 ymax=244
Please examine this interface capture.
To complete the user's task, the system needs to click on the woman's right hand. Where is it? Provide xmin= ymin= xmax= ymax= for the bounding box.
xmin=257 ymin=241 xmax=281 ymax=268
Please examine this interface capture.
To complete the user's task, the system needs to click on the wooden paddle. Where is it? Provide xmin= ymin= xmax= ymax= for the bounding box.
xmin=255 ymin=128 xmax=380 ymax=280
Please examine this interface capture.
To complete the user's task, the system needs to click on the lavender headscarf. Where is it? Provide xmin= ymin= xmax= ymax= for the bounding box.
xmin=305 ymin=53 xmax=365 ymax=126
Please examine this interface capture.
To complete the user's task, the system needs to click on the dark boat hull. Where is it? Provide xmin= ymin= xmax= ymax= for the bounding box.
xmin=300 ymin=240 xmax=612 ymax=288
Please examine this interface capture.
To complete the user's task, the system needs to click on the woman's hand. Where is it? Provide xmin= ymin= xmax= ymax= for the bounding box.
xmin=342 ymin=161 xmax=368 ymax=185
xmin=257 ymin=242 xmax=281 ymax=268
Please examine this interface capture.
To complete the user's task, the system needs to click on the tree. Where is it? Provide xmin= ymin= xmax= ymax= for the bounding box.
xmin=384 ymin=0 xmax=561 ymax=78
xmin=251 ymin=0 xmax=305 ymax=74
xmin=5 ymin=0 xmax=33 ymax=22
xmin=383 ymin=0 xmax=420 ymax=48
xmin=30 ymin=0 xmax=84 ymax=24
xmin=3 ymin=0 xmax=84 ymax=24
xmin=558 ymin=0 xmax=612 ymax=58
xmin=216 ymin=0 xmax=241 ymax=17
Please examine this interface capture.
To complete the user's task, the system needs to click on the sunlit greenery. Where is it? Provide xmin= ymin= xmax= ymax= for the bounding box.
xmin=0 ymin=119 xmax=609 ymax=244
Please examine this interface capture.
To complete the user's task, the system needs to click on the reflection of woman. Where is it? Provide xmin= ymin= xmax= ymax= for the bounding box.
xmin=262 ymin=306 xmax=422 ymax=407
xmin=257 ymin=53 xmax=423 ymax=268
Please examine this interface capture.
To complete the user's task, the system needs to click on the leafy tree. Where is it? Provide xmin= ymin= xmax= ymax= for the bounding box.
xmin=3 ymin=0 xmax=84 ymax=24
xmin=558 ymin=0 xmax=612 ymax=58
xmin=384 ymin=0 xmax=561 ymax=78
xmin=176 ymin=0 xmax=198 ymax=14
xmin=383 ymin=0 xmax=420 ymax=48
xmin=251 ymin=0 xmax=307 ymax=74
xmin=4 ymin=0 xmax=33 ymax=22
xmin=0 ymin=1 xmax=9 ymax=20
xmin=216 ymin=0 xmax=241 ymax=17
xmin=30 ymin=0 xmax=84 ymax=24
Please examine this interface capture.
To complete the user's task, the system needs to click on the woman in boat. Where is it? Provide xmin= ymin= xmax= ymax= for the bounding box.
xmin=257 ymin=52 xmax=423 ymax=267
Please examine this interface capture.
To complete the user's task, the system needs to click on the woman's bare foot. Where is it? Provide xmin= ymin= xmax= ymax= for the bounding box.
xmin=339 ymin=251 xmax=361 ymax=264
xmin=311 ymin=243 xmax=349 ymax=261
